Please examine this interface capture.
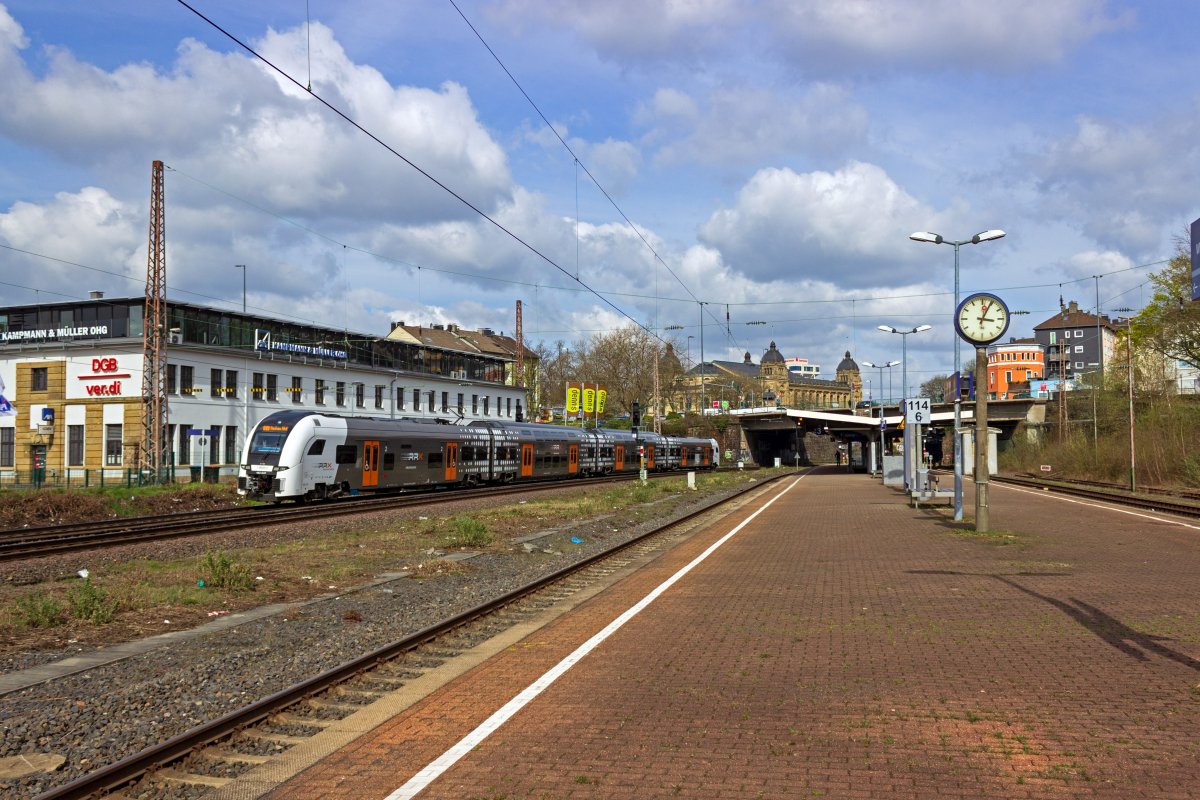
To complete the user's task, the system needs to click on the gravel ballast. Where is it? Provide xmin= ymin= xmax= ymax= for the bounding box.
xmin=0 ymin=473 xmax=777 ymax=797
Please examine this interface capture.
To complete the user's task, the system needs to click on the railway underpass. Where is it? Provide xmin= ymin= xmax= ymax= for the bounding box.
xmin=729 ymin=397 xmax=1045 ymax=468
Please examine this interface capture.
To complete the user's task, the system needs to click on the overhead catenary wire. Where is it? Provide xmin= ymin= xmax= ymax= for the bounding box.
xmin=173 ymin=0 xmax=667 ymax=347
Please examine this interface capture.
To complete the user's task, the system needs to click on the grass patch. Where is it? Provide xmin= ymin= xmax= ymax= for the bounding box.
xmin=67 ymin=577 xmax=120 ymax=623
xmin=15 ymin=591 xmax=66 ymax=628
xmin=201 ymin=551 xmax=256 ymax=592
xmin=445 ymin=516 xmax=491 ymax=548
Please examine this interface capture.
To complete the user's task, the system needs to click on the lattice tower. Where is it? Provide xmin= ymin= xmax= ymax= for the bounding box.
xmin=142 ymin=160 xmax=169 ymax=478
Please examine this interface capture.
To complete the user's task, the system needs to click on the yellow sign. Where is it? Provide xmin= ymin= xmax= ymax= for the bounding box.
xmin=565 ymin=384 xmax=581 ymax=413
xmin=582 ymin=387 xmax=596 ymax=414
xmin=596 ymin=388 xmax=607 ymax=414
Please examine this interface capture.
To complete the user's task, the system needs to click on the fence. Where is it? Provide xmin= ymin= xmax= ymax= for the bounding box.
xmin=0 ymin=465 xmax=233 ymax=490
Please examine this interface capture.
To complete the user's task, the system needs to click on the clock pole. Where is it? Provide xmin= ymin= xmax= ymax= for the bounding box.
xmin=974 ymin=344 xmax=990 ymax=532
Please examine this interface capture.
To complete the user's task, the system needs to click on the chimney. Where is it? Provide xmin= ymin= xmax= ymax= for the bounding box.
xmin=480 ymin=328 xmax=495 ymax=336
xmin=89 ymin=291 xmax=104 ymax=299
xmin=447 ymin=323 xmax=458 ymax=332
xmin=432 ymin=324 xmax=444 ymax=330
xmin=1067 ymin=300 xmax=1079 ymax=314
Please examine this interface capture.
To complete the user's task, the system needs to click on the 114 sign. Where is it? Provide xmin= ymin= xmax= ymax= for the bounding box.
xmin=904 ymin=398 xmax=931 ymax=425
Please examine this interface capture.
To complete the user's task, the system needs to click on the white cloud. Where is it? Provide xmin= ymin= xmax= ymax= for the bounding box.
xmin=765 ymin=0 xmax=1131 ymax=72
xmin=644 ymin=83 xmax=868 ymax=165
xmin=699 ymin=161 xmax=953 ymax=285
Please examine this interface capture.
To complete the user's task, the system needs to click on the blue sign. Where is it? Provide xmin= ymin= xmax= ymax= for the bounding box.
xmin=1191 ymin=216 xmax=1199 ymax=302
xmin=186 ymin=428 xmax=218 ymax=436
xmin=41 ymin=407 xmax=55 ymax=423
xmin=879 ymin=417 xmax=887 ymax=431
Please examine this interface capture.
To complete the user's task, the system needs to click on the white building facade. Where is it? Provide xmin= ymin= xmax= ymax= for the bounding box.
xmin=0 ymin=297 xmax=525 ymax=481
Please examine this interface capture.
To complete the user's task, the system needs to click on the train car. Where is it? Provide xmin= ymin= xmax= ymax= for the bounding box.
xmin=240 ymin=412 xmax=721 ymax=503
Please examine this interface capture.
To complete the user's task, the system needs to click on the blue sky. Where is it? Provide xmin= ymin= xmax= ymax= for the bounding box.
xmin=0 ymin=0 xmax=1197 ymax=398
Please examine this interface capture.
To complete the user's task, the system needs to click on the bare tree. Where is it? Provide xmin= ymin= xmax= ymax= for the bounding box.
xmin=574 ymin=326 xmax=672 ymax=416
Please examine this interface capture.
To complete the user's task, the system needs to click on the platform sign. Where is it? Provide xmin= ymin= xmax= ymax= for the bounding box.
xmin=904 ymin=397 xmax=931 ymax=425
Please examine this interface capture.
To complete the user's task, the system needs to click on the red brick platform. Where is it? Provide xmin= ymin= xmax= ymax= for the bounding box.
xmin=266 ymin=470 xmax=1200 ymax=799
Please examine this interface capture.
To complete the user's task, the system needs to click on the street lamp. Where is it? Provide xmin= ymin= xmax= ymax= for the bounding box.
xmin=877 ymin=324 xmax=932 ymax=400
xmin=234 ymin=264 xmax=247 ymax=314
xmin=909 ymin=228 xmax=1005 ymax=521
xmin=862 ymin=360 xmax=900 ymax=471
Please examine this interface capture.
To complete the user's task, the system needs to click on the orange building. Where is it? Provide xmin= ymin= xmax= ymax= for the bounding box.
xmin=986 ymin=338 xmax=1045 ymax=399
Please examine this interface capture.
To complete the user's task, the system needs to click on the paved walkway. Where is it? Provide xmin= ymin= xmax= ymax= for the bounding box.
xmin=266 ymin=470 xmax=1200 ymax=799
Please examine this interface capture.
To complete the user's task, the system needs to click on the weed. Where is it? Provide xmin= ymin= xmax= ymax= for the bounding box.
xmin=574 ymin=775 xmax=591 ymax=785
xmin=444 ymin=516 xmax=491 ymax=548
xmin=16 ymin=591 xmax=65 ymax=628
xmin=201 ymin=550 xmax=255 ymax=592
xmin=67 ymin=577 xmax=120 ymax=623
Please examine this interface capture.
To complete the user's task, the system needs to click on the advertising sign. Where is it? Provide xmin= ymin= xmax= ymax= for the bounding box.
xmin=1191 ymin=216 xmax=1200 ymax=302
xmin=582 ymin=387 xmax=595 ymax=414
xmin=564 ymin=382 xmax=581 ymax=415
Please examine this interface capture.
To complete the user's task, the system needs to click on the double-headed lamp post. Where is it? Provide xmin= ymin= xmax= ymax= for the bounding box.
xmin=877 ymin=324 xmax=932 ymax=400
xmin=861 ymin=360 xmax=900 ymax=471
xmin=909 ymin=229 xmax=1006 ymax=521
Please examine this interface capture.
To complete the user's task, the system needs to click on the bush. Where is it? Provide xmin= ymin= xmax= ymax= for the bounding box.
xmin=67 ymin=577 xmax=120 ymax=623
xmin=201 ymin=550 xmax=255 ymax=592
xmin=446 ymin=516 xmax=491 ymax=547
xmin=16 ymin=591 xmax=66 ymax=628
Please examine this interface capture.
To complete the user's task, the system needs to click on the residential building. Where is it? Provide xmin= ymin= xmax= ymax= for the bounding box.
xmin=1032 ymin=300 xmax=1117 ymax=382
xmin=986 ymin=338 xmax=1045 ymax=399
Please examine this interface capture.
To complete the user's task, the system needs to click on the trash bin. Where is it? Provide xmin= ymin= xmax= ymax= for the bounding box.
xmin=189 ymin=466 xmax=202 ymax=483
xmin=203 ymin=466 xmax=220 ymax=484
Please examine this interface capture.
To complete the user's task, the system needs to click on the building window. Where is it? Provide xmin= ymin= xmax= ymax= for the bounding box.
xmin=483 ymin=396 xmax=490 ymax=416
xmin=167 ymin=364 xmax=177 ymax=395
xmin=252 ymin=372 xmax=264 ymax=401
xmin=472 ymin=394 xmax=478 ymax=414
xmin=426 ymin=390 xmax=435 ymax=411
xmin=412 ymin=388 xmax=421 ymax=411
xmin=1074 ymin=345 xmax=1083 ymax=354
xmin=1 ymin=428 xmax=13 ymax=467
xmin=442 ymin=391 xmax=449 ymax=412
xmin=209 ymin=425 xmax=222 ymax=464
xmin=31 ymin=367 xmax=48 ymax=391
xmin=291 ymin=376 xmax=302 ymax=404
xmin=457 ymin=393 xmax=464 ymax=415
xmin=105 ymin=424 xmax=123 ymax=466
xmin=178 ymin=424 xmax=191 ymax=464
xmin=506 ymin=397 xmax=512 ymax=417
xmin=1075 ymin=361 xmax=1084 ymax=368
xmin=267 ymin=374 xmax=278 ymax=402
xmin=315 ymin=379 xmax=326 ymax=405
xmin=224 ymin=426 xmax=238 ymax=464
xmin=181 ymin=365 xmax=194 ymax=394
xmin=375 ymin=385 xmax=384 ymax=409
xmin=68 ymin=425 xmax=84 ymax=466
xmin=396 ymin=386 xmax=406 ymax=410
xmin=1074 ymin=330 xmax=1084 ymax=337
xmin=210 ymin=368 xmax=222 ymax=398
xmin=355 ymin=383 xmax=365 ymax=408
xmin=225 ymin=370 xmax=238 ymax=399
xmin=336 ymin=381 xmax=346 ymax=407
xmin=1005 ymin=371 xmax=1012 ymax=383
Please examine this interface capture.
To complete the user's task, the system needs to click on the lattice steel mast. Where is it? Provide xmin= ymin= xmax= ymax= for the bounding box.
xmin=142 ymin=160 xmax=169 ymax=478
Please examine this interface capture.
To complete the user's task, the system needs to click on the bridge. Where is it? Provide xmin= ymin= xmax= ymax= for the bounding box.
xmin=727 ymin=398 xmax=1046 ymax=467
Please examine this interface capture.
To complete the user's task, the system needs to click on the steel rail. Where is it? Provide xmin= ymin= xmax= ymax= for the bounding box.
xmin=3 ymin=470 xmax=740 ymax=562
xmin=32 ymin=469 xmax=799 ymax=800
xmin=992 ymin=475 xmax=1200 ymax=518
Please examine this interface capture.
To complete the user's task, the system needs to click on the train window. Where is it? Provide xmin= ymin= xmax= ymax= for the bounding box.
xmin=250 ymin=431 xmax=287 ymax=454
xmin=335 ymin=445 xmax=357 ymax=465
xmin=383 ymin=452 xmax=395 ymax=470
xmin=307 ymin=439 xmax=326 ymax=456
xmin=428 ymin=452 xmax=443 ymax=466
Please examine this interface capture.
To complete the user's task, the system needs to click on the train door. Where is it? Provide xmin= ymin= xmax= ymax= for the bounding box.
xmin=362 ymin=441 xmax=380 ymax=488
xmin=702 ymin=445 xmax=711 ymax=466
xmin=681 ymin=446 xmax=688 ymax=467
xmin=568 ymin=444 xmax=579 ymax=475
xmin=615 ymin=445 xmax=625 ymax=471
xmin=445 ymin=442 xmax=458 ymax=482
xmin=646 ymin=445 xmax=655 ymax=469
xmin=521 ymin=443 xmax=533 ymax=478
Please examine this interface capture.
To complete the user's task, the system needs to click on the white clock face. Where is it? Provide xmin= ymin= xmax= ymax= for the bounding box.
xmin=957 ymin=295 xmax=1009 ymax=343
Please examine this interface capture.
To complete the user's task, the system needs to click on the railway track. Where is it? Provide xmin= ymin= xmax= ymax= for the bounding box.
xmin=30 ymin=470 xmax=799 ymax=800
xmin=1 ymin=470 xmax=741 ymax=562
xmin=992 ymin=474 xmax=1200 ymax=518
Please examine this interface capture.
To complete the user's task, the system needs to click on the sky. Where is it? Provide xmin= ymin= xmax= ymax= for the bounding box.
xmin=0 ymin=0 xmax=1197 ymax=400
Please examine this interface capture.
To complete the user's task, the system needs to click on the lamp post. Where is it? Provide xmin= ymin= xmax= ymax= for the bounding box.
xmin=877 ymin=324 xmax=932 ymax=400
xmin=234 ymin=264 xmax=247 ymax=314
xmin=862 ymin=360 xmax=900 ymax=471
xmin=909 ymin=229 xmax=1006 ymax=521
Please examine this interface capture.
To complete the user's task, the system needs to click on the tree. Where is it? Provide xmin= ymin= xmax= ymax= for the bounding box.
xmin=1131 ymin=242 xmax=1200 ymax=370
xmin=574 ymin=326 xmax=668 ymax=416
xmin=920 ymin=374 xmax=950 ymax=402
xmin=531 ymin=339 xmax=576 ymax=412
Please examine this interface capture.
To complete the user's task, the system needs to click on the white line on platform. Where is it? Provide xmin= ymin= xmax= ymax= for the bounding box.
xmin=994 ymin=482 xmax=1200 ymax=531
xmin=383 ymin=474 xmax=807 ymax=800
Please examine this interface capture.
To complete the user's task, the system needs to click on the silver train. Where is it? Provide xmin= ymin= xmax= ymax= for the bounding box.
xmin=238 ymin=411 xmax=719 ymax=502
